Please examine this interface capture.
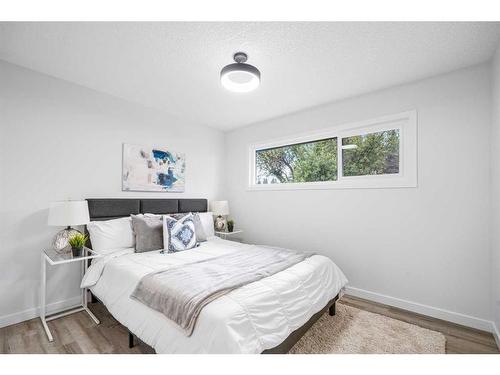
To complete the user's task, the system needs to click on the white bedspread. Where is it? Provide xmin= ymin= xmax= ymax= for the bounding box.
xmin=82 ymin=238 xmax=348 ymax=353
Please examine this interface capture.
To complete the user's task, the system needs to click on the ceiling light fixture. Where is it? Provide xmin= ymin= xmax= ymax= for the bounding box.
xmin=220 ymin=52 xmax=260 ymax=93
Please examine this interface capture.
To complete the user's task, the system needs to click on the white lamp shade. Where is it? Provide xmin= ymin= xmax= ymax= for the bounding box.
xmin=210 ymin=200 xmax=229 ymax=216
xmin=48 ymin=200 xmax=90 ymax=227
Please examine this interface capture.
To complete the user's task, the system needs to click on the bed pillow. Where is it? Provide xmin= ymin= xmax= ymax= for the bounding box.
xmin=131 ymin=214 xmax=163 ymax=253
xmin=169 ymin=212 xmax=209 ymax=242
xmin=197 ymin=212 xmax=215 ymax=238
xmin=163 ymin=214 xmax=197 ymax=253
xmin=86 ymin=217 xmax=135 ymax=254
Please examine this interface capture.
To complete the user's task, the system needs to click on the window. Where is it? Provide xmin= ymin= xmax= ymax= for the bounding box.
xmin=249 ymin=111 xmax=417 ymax=190
xmin=256 ymin=137 xmax=337 ymax=184
xmin=341 ymin=129 xmax=400 ymax=177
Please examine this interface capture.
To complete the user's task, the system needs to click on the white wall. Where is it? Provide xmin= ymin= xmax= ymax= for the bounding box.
xmin=491 ymin=46 xmax=500 ymax=342
xmin=0 ymin=60 xmax=225 ymax=327
xmin=224 ymin=64 xmax=493 ymax=329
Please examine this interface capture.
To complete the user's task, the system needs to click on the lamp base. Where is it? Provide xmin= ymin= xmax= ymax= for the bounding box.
xmin=214 ymin=215 xmax=227 ymax=232
xmin=53 ymin=226 xmax=81 ymax=252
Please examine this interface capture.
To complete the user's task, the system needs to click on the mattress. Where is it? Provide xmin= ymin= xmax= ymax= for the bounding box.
xmin=81 ymin=237 xmax=348 ymax=353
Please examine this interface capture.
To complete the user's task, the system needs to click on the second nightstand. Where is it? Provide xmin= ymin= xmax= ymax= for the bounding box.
xmin=215 ymin=230 xmax=244 ymax=241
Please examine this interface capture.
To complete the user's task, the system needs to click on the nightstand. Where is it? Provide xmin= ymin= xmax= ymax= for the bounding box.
xmin=215 ymin=230 xmax=244 ymax=241
xmin=40 ymin=247 xmax=101 ymax=342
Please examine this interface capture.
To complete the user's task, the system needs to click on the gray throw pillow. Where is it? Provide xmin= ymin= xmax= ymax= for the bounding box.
xmin=131 ymin=214 xmax=163 ymax=253
xmin=170 ymin=213 xmax=207 ymax=242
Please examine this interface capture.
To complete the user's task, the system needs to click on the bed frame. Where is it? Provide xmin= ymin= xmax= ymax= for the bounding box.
xmin=85 ymin=198 xmax=338 ymax=354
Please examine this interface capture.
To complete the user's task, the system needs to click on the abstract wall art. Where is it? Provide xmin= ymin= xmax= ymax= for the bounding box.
xmin=122 ymin=143 xmax=185 ymax=192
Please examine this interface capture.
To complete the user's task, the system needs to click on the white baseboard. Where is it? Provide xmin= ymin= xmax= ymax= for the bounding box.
xmin=493 ymin=322 xmax=500 ymax=350
xmin=345 ymin=286 xmax=496 ymax=333
xmin=0 ymin=296 xmax=81 ymax=329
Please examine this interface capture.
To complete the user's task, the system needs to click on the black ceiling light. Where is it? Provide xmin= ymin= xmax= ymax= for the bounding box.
xmin=220 ymin=52 xmax=260 ymax=93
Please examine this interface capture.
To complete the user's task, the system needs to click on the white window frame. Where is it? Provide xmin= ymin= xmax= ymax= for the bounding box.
xmin=248 ymin=110 xmax=417 ymax=190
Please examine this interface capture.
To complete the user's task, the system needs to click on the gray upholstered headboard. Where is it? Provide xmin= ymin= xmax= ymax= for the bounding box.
xmin=86 ymin=198 xmax=208 ymax=221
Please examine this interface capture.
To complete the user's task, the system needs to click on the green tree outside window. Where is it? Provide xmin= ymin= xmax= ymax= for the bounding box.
xmin=255 ymin=129 xmax=399 ymax=184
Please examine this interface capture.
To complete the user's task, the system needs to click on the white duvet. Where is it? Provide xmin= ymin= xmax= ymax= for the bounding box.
xmin=82 ymin=237 xmax=348 ymax=353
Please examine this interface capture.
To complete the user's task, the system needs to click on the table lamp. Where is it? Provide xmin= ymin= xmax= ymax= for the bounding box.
xmin=48 ymin=200 xmax=90 ymax=251
xmin=210 ymin=200 xmax=229 ymax=231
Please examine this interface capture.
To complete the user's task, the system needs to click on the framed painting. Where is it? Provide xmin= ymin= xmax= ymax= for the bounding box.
xmin=122 ymin=143 xmax=185 ymax=192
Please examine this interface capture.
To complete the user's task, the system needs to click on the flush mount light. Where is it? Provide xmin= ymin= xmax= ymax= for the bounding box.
xmin=220 ymin=52 xmax=260 ymax=93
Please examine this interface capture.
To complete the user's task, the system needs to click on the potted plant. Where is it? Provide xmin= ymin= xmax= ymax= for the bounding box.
xmin=68 ymin=233 xmax=88 ymax=257
xmin=227 ymin=219 xmax=234 ymax=233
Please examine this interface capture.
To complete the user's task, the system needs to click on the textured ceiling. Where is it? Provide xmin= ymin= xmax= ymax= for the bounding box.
xmin=1 ymin=22 xmax=500 ymax=131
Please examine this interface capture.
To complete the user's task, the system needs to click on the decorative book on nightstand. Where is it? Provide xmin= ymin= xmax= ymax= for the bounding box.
xmin=215 ymin=230 xmax=244 ymax=242
xmin=40 ymin=247 xmax=101 ymax=342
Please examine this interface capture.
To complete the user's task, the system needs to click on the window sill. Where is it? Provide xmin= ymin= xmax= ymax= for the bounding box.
xmin=247 ymin=176 xmax=417 ymax=191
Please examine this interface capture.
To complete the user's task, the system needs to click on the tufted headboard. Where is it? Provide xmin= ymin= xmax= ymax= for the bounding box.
xmin=86 ymin=198 xmax=208 ymax=221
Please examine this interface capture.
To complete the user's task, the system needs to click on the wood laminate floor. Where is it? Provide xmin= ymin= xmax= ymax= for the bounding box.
xmin=1 ymin=295 xmax=498 ymax=354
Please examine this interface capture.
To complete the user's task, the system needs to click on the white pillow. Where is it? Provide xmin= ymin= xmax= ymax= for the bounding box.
xmin=86 ymin=217 xmax=135 ymax=254
xmin=197 ymin=212 xmax=215 ymax=238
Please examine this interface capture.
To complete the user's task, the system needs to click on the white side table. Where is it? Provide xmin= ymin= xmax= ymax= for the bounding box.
xmin=40 ymin=247 xmax=101 ymax=342
xmin=215 ymin=230 xmax=244 ymax=241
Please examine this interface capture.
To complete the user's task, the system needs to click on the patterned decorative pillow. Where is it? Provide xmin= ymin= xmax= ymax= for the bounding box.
xmin=162 ymin=214 xmax=198 ymax=253
xmin=169 ymin=212 xmax=208 ymax=242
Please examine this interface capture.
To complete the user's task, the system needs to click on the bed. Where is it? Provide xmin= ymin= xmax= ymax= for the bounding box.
xmin=82 ymin=198 xmax=348 ymax=354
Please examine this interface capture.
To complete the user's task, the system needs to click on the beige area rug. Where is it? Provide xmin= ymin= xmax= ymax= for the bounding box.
xmin=289 ymin=303 xmax=446 ymax=354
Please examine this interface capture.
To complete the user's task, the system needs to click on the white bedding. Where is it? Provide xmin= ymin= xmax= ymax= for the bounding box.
xmin=82 ymin=237 xmax=348 ymax=353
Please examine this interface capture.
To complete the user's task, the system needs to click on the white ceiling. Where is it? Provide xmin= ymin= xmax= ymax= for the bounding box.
xmin=1 ymin=22 xmax=500 ymax=131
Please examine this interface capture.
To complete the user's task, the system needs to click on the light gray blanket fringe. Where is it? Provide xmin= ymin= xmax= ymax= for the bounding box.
xmin=130 ymin=245 xmax=314 ymax=336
